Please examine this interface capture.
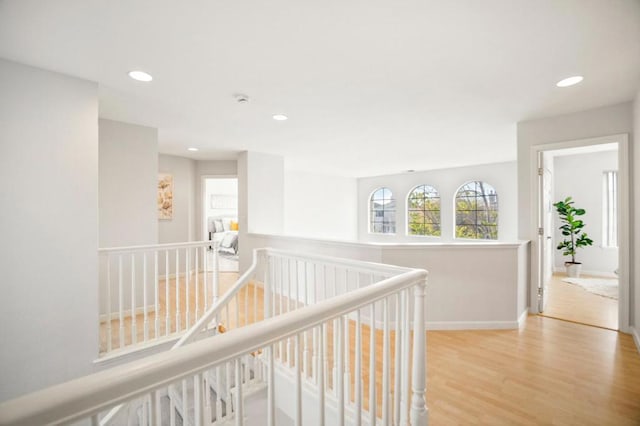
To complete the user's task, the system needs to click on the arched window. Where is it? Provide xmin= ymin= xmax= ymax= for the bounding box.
xmin=407 ymin=185 xmax=441 ymax=236
xmin=455 ymin=181 xmax=498 ymax=240
xmin=370 ymin=187 xmax=396 ymax=233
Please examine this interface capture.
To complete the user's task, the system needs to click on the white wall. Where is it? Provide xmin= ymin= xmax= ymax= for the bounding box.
xmin=238 ymin=152 xmax=285 ymax=271
xmin=284 ymin=170 xmax=358 ymax=241
xmin=357 ymin=161 xmax=518 ymax=243
xmin=517 ymin=101 xmax=634 ymax=325
xmin=553 ymin=150 xmax=618 ymax=275
xmin=99 ymin=119 xmax=158 ymax=315
xmin=243 ymin=233 xmax=529 ymax=328
xmin=99 ymin=119 xmax=158 ymax=247
xmin=0 ymin=59 xmax=99 ymax=401
xmin=158 ymin=154 xmax=196 ymax=243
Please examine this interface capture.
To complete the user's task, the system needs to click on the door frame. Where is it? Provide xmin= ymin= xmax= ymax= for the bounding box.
xmin=200 ymin=175 xmax=239 ymax=242
xmin=529 ymin=133 xmax=630 ymax=332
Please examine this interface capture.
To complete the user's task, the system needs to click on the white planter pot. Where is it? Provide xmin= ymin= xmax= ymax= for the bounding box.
xmin=565 ymin=262 xmax=582 ymax=278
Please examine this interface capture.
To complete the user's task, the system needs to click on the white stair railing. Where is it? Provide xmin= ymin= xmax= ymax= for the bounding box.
xmin=98 ymin=240 xmax=220 ymax=355
xmin=0 ymin=250 xmax=428 ymax=426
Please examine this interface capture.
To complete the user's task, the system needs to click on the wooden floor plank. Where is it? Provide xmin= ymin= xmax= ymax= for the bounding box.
xmin=542 ymin=273 xmax=618 ymax=330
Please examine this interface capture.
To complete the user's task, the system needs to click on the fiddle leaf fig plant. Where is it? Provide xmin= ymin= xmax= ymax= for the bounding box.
xmin=554 ymin=197 xmax=593 ymax=264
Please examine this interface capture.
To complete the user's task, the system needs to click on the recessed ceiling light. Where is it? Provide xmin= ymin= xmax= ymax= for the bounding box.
xmin=128 ymin=70 xmax=153 ymax=82
xmin=187 ymin=147 xmax=199 ymax=152
xmin=556 ymin=76 xmax=583 ymax=87
xmin=272 ymin=114 xmax=288 ymax=121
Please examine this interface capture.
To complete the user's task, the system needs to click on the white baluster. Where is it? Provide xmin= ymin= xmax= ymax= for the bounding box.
xmin=186 ymin=248 xmax=191 ymax=328
xmin=253 ymin=278 xmax=258 ymax=323
xmin=394 ymin=293 xmax=402 ymax=425
xmin=106 ymin=255 xmax=112 ymax=352
xmin=312 ymin=264 xmax=319 ymax=383
xmin=165 ymin=250 xmax=170 ymax=336
xmin=141 ymin=394 xmax=148 ymax=426
xmin=267 ymin=344 xmax=276 ymax=426
xmin=151 ymin=389 xmax=159 ymax=426
xmin=182 ymin=379 xmax=188 ymax=424
xmin=286 ymin=259 xmax=292 ymax=365
xmin=154 ymin=251 xmax=159 ymax=339
xmin=235 ymin=294 xmax=240 ymax=329
xmin=318 ymin=324 xmax=326 ymax=426
xmin=175 ymin=249 xmax=181 ymax=332
xmin=369 ymin=301 xmax=376 ymax=423
xmin=195 ymin=247 xmax=200 ymax=323
xmin=278 ymin=258 xmax=284 ymax=361
xmin=204 ymin=374 xmax=211 ymax=424
xmin=400 ymin=289 xmax=411 ymax=425
xmin=213 ymin=243 xmax=219 ymax=305
xmin=143 ymin=252 xmax=149 ymax=342
xmin=215 ymin=365 xmax=222 ymax=422
xmin=170 ymin=391 xmax=176 ymax=426
xmin=203 ymin=246 xmax=208 ymax=311
xmin=343 ymin=269 xmax=351 ymax=404
xmin=303 ymin=262 xmax=310 ymax=378
xmin=235 ymin=358 xmax=243 ymax=426
xmin=131 ymin=254 xmax=136 ymax=345
xmin=244 ymin=281 xmax=248 ymax=326
xmin=118 ymin=255 xmax=124 ymax=348
xmin=336 ymin=317 xmax=345 ymax=426
xmin=410 ymin=280 xmax=428 ymax=426
xmin=382 ymin=297 xmax=391 ymax=425
xmin=194 ymin=373 xmax=204 ymax=426
xmin=355 ymin=308 xmax=362 ymax=425
xmin=295 ymin=334 xmax=302 ymax=426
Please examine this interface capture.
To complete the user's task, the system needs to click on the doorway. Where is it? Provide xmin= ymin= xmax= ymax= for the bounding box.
xmin=532 ymin=134 xmax=629 ymax=332
xmin=203 ymin=177 xmax=239 ymax=272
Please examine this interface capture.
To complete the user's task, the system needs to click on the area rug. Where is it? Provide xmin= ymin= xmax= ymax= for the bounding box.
xmin=561 ymin=277 xmax=618 ymax=299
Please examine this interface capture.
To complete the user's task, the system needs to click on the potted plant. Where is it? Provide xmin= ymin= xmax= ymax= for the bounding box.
xmin=554 ymin=197 xmax=593 ymax=277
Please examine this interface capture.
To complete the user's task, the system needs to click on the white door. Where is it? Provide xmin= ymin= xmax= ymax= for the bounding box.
xmin=537 ymin=152 xmax=553 ymax=312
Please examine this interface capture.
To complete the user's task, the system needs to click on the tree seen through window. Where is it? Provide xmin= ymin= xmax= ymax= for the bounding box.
xmin=407 ymin=185 xmax=440 ymax=236
xmin=455 ymin=181 xmax=498 ymax=240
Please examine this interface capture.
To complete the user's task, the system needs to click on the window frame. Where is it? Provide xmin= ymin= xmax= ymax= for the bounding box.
xmin=406 ymin=184 xmax=441 ymax=237
xmin=369 ymin=187 xmax=396 ymax=234
xmin=454 ymin=180 xmax=499 ymax=240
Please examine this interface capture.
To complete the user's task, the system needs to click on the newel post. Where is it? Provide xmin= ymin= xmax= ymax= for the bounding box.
xmin=410 ymin=274 xmax=428 ymax=425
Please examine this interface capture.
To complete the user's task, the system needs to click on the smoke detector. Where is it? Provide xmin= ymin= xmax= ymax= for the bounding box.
xmin=234 ymin=94 xmax=249 ymax=103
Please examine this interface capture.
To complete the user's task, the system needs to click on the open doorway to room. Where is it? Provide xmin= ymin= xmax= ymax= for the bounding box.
xmin=534 ymin=135 xmax=629 ymax=331
xmin=203 ymin=177 xmax=239 ymax=272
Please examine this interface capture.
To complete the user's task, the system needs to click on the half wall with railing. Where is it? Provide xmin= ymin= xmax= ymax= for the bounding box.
xmin=0 ymin=248 xmax=428 ymax=426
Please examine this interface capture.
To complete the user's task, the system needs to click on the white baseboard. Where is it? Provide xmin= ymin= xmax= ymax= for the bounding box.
xmin=426 ymin=320 xmax=519 ymax=330
xmin=100 ymin=305 xmax=156 ymax=322
xmin=631 ymin=326 xmax=640 ymax=355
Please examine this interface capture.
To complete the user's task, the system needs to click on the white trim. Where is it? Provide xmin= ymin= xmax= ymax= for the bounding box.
xmin=529 ymin=133 xmax=629 ymax=333
xmin=518 ymin=308 xmax=529 ymax=328
xmin=248 ymin=232 xmax=527 ymax=250
xmin=426 ymin=320 xmax=519 ymax=330
xmin=630 ymin=326 xmax=640 ymax=355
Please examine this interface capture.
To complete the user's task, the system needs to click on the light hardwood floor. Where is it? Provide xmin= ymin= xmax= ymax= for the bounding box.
xmin=541 ymin=273 xmax=618 ymax=330
xmin=100 ymin=273 xmax=640 ymax=425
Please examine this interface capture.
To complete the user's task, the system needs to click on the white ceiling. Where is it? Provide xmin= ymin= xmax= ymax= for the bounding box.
xmin=1 ymin=0 xmax=639 ymax=177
